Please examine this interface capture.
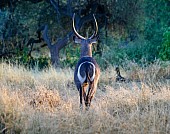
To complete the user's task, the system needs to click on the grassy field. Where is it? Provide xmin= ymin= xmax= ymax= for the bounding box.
xmin=0 ymin=61 xmax=170 ymax=134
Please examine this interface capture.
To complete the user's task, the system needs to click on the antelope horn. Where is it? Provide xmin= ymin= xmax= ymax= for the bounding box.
xmin=72 ymin=13 xmax=86 ymax=40
xmin=89 ymin=14 xmax=98 ymax=39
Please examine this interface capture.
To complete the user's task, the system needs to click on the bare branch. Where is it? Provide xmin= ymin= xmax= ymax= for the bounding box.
xmin=50 ymin=0 xmax=60 ymax=15
xmin=67 ymin=0 xmax=72 ymax=16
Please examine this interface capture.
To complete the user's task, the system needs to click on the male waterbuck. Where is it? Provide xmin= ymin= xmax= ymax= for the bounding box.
xmin=72 ymin=13 xmax=100 ymax=109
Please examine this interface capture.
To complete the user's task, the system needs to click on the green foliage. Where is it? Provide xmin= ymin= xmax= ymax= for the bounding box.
xmin=0 ymin=0 xmax=169 ymax=69
xmin=96 ymin=0 xmax=170 ymax=68
xmin=143 ymin=0 xmax=170 ymax=60
xmin=35 ymin=56 xmax=51 ymax=69
xmin=96 ymin=35 xmax=162 ymax=69
xmin=107 ymin=0 xmax=143 ymax=31
xmin=0 ymin=10 xmax=10 ymax=39
xmin=159 ymin=27 xmax=170 ymax=61
xmin=124 ymin=39 xmax=159 ymax=63
xmin=60 ymin=43 xmax=79 ymax=68
xmin=13 ymin=47 xmax=50 ymax=69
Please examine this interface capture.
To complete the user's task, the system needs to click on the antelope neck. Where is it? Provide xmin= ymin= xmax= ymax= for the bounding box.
xmin=80 ymin=44 xmax=92 ymax=57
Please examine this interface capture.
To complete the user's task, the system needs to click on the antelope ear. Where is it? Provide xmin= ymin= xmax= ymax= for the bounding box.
xmin=73 ymin=36 xmax=82 ymax=44
xmin=90 ymin=36 xmax=98 ymax=44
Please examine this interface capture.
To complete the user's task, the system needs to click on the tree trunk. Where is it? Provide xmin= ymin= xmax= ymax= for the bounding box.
xmin=50 ymin=45 xmax=60 ymax=68
xmin=42 ymin=25 xmax=73 ymax=68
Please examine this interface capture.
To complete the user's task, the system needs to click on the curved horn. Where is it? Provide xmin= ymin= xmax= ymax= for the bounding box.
xmin=89 ymin=14 xmax=98 ymax=39
xmin=72 ymin=13 xmax=86 ymax=40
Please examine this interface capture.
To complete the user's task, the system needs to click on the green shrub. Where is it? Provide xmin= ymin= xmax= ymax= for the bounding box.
xmin=159 ymin=27 xmax=170 ymax=61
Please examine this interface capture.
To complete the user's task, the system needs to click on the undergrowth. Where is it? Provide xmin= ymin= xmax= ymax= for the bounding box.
xmin=0 ymin=61 xmax=170 ymax=133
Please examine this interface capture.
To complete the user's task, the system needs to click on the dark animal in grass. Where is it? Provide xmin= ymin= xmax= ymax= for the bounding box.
xmin=115 ymin=66 xmax=126 ymax=82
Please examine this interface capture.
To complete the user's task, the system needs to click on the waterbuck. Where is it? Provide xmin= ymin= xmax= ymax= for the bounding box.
xmin=72 ymin=13 xmax=100 ymax=109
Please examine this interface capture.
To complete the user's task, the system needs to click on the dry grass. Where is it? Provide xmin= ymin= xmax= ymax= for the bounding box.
xmin=0 ymin=61 xmax=170 ymax=134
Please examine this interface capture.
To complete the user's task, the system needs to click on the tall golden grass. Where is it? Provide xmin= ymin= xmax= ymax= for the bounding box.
xmin=0 ymin=61 xmax=170 ymax=134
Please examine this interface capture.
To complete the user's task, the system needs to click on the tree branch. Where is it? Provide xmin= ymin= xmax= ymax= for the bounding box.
xmin=50 ymin=0 xmax=60 ymax=15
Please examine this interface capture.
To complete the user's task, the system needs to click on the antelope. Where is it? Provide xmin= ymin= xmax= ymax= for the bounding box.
xmin=72 ymin=13 xmax=100 ymax=109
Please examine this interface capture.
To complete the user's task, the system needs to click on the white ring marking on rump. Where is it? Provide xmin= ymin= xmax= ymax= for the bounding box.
xmin=77 ymin=61 xmax=96 ymax=84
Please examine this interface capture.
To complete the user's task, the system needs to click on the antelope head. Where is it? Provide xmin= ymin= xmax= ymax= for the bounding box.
xmin=72 ymin=13 xmax=98 ymax=57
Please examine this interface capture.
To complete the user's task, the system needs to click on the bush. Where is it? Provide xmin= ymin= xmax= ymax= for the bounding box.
xmin=159 ymin=27 xmax=170 ymax=61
